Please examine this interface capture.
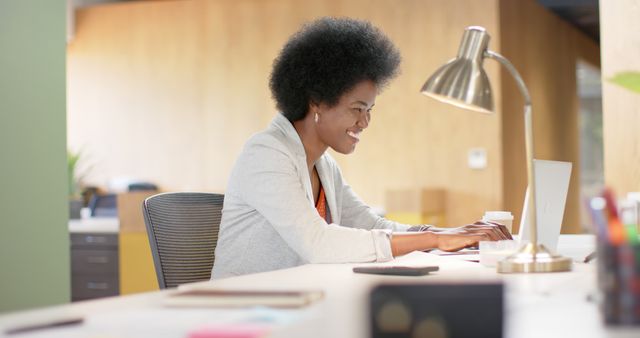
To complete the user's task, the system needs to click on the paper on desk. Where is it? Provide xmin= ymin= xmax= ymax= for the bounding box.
xmin=188 ymin=324 xmax=270 ymax=338
xmin=372 ymin=250 xmax=482 ymax=268
xmin=428 ymin=248 xmax=481 ymax=262
xmin=82 ymin=307 xmax=300 ymax=338
xmin=163 ymin=289 xmax=324 ymax=308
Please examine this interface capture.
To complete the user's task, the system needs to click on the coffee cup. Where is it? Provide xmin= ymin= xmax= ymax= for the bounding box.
xmin=482 ymin=211 xmax=514 ymax=234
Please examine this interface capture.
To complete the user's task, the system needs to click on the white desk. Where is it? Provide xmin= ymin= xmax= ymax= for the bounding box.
xmin=68 ymin=217 xmax=119 ymax=233
xmin=1 ymin=235 xmax=638 ymax=338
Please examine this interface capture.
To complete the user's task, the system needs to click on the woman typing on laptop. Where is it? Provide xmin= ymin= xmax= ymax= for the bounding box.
xmin=211 ymin=17 xmax=511 ymax=279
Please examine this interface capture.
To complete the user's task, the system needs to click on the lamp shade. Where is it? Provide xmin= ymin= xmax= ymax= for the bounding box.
xmin=421 ymin=26 xmax=494 ymax=114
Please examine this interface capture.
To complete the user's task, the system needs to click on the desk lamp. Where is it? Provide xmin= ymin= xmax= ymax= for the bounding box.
xmin=420 ymin=26 xmax=571 ymax=273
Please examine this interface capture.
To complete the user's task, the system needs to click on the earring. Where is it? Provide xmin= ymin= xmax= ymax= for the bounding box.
xmin=314 ymin=112 xmax=319 ymax=123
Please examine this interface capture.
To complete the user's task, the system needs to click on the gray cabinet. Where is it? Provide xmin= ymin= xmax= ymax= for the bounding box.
xmin=70 ymin=233 xmax=119 ymax=301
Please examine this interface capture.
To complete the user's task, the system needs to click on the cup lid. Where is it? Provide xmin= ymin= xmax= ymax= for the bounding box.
xmin=483 ymin=211 xmax=513 ymax=219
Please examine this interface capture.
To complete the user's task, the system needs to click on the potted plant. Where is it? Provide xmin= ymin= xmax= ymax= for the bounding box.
xmin=68 ymin=150 xmax=88 ymax=219
xmin=610 ymin=71 xmax=640 ymax=93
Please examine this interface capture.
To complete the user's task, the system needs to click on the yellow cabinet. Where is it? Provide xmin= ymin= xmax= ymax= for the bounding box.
xmin=117 ymin=192 xmax=159 ymax=294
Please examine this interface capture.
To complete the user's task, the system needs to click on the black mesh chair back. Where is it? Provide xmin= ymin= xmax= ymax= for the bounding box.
xmin=142 ymin=192 xmax=224 ymax=289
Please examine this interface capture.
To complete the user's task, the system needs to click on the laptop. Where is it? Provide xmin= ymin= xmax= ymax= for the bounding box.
xmin=518 ymin=159 xmax=572 ymax=252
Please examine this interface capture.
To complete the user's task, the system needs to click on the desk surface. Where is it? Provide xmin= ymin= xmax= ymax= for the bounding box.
xmin=68 ymin=217 xmax=119 ymax=233
xmin=1 ymin=235 xmax=638 ymax=338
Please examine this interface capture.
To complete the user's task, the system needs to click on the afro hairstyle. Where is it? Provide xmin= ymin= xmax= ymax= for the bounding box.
xmin=269 ymin=17 xmax=401 ymax=122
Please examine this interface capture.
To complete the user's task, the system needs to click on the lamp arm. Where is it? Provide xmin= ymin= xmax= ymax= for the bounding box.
xmin=485 ymin=50 xmax=538 ymax=249
xmin=484 ymin=50 xmax=531 ymax=105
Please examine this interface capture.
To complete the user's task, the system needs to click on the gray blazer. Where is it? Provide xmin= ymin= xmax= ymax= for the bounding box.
xmin=211 ymin=114 xmax=409 ymax=279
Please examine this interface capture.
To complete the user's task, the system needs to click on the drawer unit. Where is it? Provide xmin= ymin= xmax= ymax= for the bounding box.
xmin=71 ymin=275 xmax=119 ymax=301
xmin=70 ymin=232 xmax=119 ymax=301
xmin=71 ymin=233 xmax=118 ymax=247
xmin=71 ymin=249 xmax=118 ymax=275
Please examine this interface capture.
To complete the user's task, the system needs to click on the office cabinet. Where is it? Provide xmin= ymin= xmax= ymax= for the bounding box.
xmin=68 ymin=192 xmax=159 ymax=300
xmin=70 ymin=232 xmax=119 ymax=301
xmin=117 ymin=192 xmax=159 ymax=294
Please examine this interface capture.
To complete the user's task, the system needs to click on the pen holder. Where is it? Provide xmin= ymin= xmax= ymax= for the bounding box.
xmin=597 ymin=241 xmax=640 ymax=326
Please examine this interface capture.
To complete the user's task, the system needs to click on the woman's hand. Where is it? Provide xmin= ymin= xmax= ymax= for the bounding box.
xmin=390 ymin=221 xmax=513 ymax=256
xmin=448 ymin=221 xmax=512 ymax=240
xmin=430 ymin=221 xmax=512 ymax=252
xmin=434 ymin=232 xmax=491 ymax=252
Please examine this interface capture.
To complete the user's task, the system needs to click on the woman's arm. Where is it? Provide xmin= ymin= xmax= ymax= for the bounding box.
xmin=428 ymin=222 xmax=512 ymax=240
xmin=329 ymin=158 xmax=512 ymax=241
xmin=391 ymin=222 xmax=512 ymax=256
xmin=391 ymin=231 xmax=488 ymax=256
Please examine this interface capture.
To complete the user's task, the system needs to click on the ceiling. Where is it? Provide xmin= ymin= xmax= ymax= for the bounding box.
xmin=537 ymin=0 xmax=600 ymax=43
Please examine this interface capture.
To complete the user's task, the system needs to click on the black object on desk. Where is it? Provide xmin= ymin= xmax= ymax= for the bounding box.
xmin=370 ymin=283 xmax=503 ymax=338
xmin=353 ymin=266 xmax=439 ymax=276
xmin=5 ymin=317 xmax=83 ymax=335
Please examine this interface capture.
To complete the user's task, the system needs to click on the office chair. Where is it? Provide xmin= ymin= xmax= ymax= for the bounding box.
xmin=142 ymin=192 xmax=224 ymax=289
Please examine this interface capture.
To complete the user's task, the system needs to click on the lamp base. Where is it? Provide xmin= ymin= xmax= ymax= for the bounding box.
xmin=497 ymin=242 xmax=572 ymax=273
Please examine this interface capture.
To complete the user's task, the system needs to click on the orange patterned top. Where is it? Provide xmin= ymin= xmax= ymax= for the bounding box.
xmin=316 ymin=184 xmax=328 ymax=221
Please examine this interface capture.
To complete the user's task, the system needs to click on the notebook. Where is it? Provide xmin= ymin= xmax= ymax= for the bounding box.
xmin=163 ymin=289 xmax=324 ymax=308
xmin=518 ymin=159 xmax=572 ymax=251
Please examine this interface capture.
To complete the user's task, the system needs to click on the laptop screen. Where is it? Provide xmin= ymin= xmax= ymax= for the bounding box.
xmin=518 ymin=160 xmax=572 ymax=251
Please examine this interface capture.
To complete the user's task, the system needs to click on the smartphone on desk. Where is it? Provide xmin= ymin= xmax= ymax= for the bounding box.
xmin=353 ymin=265 xmax=439 ymax=276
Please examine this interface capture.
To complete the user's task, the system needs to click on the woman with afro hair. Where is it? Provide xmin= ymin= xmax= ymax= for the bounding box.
xmin=211 ymin=17 xmax=510 ymax=279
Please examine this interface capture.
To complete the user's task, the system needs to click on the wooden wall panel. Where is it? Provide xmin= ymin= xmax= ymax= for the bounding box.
xmin=68 ymin=0 xmax=208 ymax=190
xmin=601 ymin=0 xmax=640 ymax=196
xmin=68 ymin=0 xmax=600 ymax=231
xmin=68 ymin=0 xmax=503 ymax=226
xmin=338 ymin=0 xmax=504 ymax=227
xmin=499 ymin=0 xmax=600 ymax=234
xmin=68 ymin=0 xmax=599 ymax=230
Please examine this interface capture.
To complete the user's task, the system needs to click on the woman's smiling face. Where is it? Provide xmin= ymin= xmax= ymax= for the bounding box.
xmin=313 ymin=80 xmax=377 ymax=155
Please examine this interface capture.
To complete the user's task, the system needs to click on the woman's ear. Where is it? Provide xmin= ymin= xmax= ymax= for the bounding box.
xmin=308 ymin=101 xmax=323 ymax=123
xmin=308 ymin=100 xmax=323 ymax=124
xmin=308 ymin=100 xmax=320 ymax=113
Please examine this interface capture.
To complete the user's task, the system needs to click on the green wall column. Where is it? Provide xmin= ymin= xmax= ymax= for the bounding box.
xmin=0 ymin=0 xmax=70 ymax=312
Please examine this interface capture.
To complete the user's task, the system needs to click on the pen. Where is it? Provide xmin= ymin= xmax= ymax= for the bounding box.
xmin=602 ymin=189 xmax=627 ymax=245
xmin=583 ymin=251 xmax=597 ymax=263
xmin=587 ymin=197 xmax=609 ymax=240
xmin=5 ymin=317 xmax=84 ymax=335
